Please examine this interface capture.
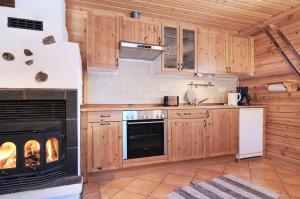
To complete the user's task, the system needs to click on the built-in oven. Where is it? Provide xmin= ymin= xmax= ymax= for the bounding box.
xmin=122 ymin=110 xmax=167 ymax=160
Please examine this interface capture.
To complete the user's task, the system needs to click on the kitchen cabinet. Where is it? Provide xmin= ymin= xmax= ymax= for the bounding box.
xmin=120 ymin=17 xmax=162 ymax=45
xmin=227 ymin=36 xmax=254 ymax=76
xmin=168 ymin=119 xmax=207 ymax=161
xmin=162 ymin=23 xmax=197 ymax=73
xmin=197 ymin=30 xmax=254 ymax=77
xmin=207 ymin=109 xmax=238 ymax=157
xmin=88 ymin=12 xmax=119 ymax=69
xmin=87 ymin=121 xmax=122 ymax=172
xmin=198 ymin=30 xmax=227 ymax=74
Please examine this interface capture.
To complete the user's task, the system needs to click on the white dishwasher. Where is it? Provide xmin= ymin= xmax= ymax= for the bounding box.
xmin=237 ymin=108 xmax=264 ymax=159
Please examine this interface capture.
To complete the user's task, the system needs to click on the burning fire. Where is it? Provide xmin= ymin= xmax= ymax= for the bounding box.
xmin=0 ymin=142 xmax=16 ymax=169
xmin=24 ymin=140 xmax=40 ymax=167
xmin=46 ymin=138 xmax=58 ymax=163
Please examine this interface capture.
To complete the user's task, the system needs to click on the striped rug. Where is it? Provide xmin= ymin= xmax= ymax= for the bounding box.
xmin=168 ymin=175 xmax=279 ymax=199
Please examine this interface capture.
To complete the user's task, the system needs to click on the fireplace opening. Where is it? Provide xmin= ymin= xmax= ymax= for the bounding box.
xmin=0 ymin=142 xmax=16 ymax=169
xmin=46 ymin=138 xmax=59 ymax=163
xmin=0 ymin=99 xmax=67 ymax=193
xmin=24 ymin=140 xmax=41 ymax=168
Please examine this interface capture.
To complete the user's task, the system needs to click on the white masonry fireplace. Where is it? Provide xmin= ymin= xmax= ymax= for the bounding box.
xmin=0 ymin=0 xmax=82 ymax=199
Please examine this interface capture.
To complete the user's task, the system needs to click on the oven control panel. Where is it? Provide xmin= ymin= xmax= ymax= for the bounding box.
xmin=123 ymin=110 xmax=168 ymax=120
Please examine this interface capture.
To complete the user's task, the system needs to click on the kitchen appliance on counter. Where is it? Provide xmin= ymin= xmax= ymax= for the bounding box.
xmin=164 ymin=96 xmax=179 ymax=106
xmin=122 ymin=110 xmax=167 ymax=160
xmin=237 ymin=87 xmax=251 ymax=106
xmin=228 ymin=93 xmax=241 ymax=106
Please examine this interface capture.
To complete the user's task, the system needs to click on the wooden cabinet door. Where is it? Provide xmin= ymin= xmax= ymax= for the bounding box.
xmin=88 ymin=13 xmax=119 ymax=68
xmin=180 ymin=25 xmax=197 ymax=73
xmin=120 ymin=17 xmax=162 ymax=45
xmin=87 ymin=122 xmax=121 ymax=172
xmin=227 ymin=36 xmax=253 ymax=76
xmin=168 ymin=119 xmax=206 ymax=161
xmin=162 ymin=23 xmax=180 ymax=72
xmin=207 ymin=109 xmax=238 ymax=157
xmin=198 ymin=30 xmax=227 ymax=74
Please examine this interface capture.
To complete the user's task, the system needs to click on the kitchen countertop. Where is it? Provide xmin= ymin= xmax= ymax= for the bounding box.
xmin=80 ymin=104 xmax=267 ymax=112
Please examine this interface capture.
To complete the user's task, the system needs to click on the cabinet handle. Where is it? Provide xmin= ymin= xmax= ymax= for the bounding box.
xmin=116 ymin=58 xmax=119 ymax=68
xmin=158 ymin=37 xmax=161 ymax=45
xmin=100 ymin=122 xmax=111 ymax=126
xmin=177 ymin=63 xmax=180 ymax=70
xmin=226 ymin=66 xmax=229 ymax=73
xmin=183 ymin=113 xmax=192 ymax=115
xmin=204 ymin=120 xmax=207 ymax=127
xmin=229 ymin=66 xmax=232 ymax=74
xmin=96 ymin=166 xmax=102 ymax=170
xmin=206 ymin=110 xmax=209 ymax=118
xmin=100 ymin=115 xmax=111 ymax=118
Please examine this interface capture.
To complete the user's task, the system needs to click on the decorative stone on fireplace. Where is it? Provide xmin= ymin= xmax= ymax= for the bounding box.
xmin=0 ymin=88 xmax=80 ymax=195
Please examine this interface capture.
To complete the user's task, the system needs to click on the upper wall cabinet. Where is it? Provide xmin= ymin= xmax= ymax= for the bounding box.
xmin=120 ymin=17 xmax=162 ymax=45
xmin=227 ymin=36 xmax=254 ymax=77
xmin=87 ymin=12 xmax=119 ymax=69
xmin=197 ymin=29 xmax=254 ymax=77
xmin=162 ymin=23 xmax=197 ymax=73
xmin=198 ymin=30 xmax=227 ymax=74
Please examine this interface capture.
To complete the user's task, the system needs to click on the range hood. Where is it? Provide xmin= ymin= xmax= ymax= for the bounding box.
xmin=120 ymin=41 xmax=166 ymax=61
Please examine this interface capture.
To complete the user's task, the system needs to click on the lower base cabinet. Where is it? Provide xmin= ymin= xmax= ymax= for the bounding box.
xmin=207 ymin=109 xmax=238 ymax=157
xmin=168 ymin=109 xmax=238 ymax=162
xmin=168 ymin=119 xmax=207 ymax=161
xmin=87 ymin=122 xmax=122 ymax=172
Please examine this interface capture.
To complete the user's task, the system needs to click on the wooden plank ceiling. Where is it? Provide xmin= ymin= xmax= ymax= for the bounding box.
xmin=67 ymin=0 xmax=300 ymax=35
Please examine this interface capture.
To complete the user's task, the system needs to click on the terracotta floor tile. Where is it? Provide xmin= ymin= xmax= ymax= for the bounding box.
xmin=83 ymin=192 xmax=100 ymax=199
xmin=162 ymin=174 xmax=193 ymax=187
xmin=250 ymin=169 xmax=281 ymax=182
xmin=99 ymin=177 xmax=134 ymax=199
xmin=137 ymin=171 xmax=169 ymax=183
xmin=125 ymin=179 xmax=159 ymax=195
xmin=149 ymin=183 xmax=178 ymax=199
xmin=284 ymin=184 xmax=300 ymax=198
xmin=194 ymin=169 xmax=222 ymax=181
xmin=172 ymin=167 xmax=198 ymax=177
xmin=249 ymin=160 xmax=275 ymax=171
xmin=225 ymin=160 xmax=249 ymax=169
xmin=251 ymin=178 xmax=286 ymax=194
xmin=277 ymin=172 xmax=300 ymax=185
xmin=111 ymin=190 xmax=147 ymax=199
xmin=197 ymin=163 xmax=225 ymax=173
xmin=84 ymin=182 xmax=100 ymax=194
xmin=278 ymin=193 xmax=291 ymax=199
xmin=224 ymin=165 xmax=250 ymax=178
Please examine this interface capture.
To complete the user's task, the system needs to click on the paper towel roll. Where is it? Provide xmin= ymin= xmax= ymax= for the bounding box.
xmin=267 ymin=83 xmax=286 ymax=91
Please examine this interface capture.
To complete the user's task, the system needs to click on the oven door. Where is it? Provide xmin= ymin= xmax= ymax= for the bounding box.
xmin=123 ymin=119 xmax=167 ymax=160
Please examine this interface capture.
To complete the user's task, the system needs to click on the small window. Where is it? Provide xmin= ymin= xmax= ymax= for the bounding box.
xmin=0 ymin=0 xmax=15 ymax=8
xmin=24 ymin=140 xmax=40 ymax=167
xmin=0 ymin=142 xmax=16 ymax=169
xmin=46 ymin=138 xmax=59 ymax=163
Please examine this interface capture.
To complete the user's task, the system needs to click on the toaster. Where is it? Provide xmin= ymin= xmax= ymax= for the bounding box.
xmin=164 ymin=96 xmax=179 ymax=106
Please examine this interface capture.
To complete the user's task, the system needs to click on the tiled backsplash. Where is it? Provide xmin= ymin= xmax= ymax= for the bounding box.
xmin=88 ymin=60 xmax=237 ymax=104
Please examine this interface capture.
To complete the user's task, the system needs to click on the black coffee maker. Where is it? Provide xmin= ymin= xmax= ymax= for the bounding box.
xmin=236 ymin=87 xmax=251 ymax=106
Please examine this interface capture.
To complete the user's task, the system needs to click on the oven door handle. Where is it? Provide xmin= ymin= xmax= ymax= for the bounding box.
xmin=127 ymin=121 xmax=164 ymax=125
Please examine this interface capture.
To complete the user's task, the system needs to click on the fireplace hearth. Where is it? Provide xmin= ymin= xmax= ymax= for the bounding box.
xmin=0 ymin=89 xmax=80 ymax=195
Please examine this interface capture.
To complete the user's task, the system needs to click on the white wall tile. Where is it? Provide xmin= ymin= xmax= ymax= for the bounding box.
xmin=88 ymin=60 xmax=237 ymax=104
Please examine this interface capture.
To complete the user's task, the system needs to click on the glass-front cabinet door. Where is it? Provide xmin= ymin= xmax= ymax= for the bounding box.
xmin=162 ymin=24 xmax=197 ymax=73
xmin=180 ymin=26 xmax=197 ymax=72
xmin=162 ymin=24 xmax=179 ymax=71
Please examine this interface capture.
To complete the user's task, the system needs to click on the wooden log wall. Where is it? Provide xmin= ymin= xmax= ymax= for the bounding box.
xmin=240 ymin=12 xmax=300 ymax=169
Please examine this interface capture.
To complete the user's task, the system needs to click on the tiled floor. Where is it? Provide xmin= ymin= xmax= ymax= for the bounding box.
xmin=83 ymin=159 xmax=300 ymax=199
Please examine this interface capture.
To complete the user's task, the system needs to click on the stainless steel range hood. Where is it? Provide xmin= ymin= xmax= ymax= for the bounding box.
xmin=120 ymin=41 xmax=166 ymax=61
